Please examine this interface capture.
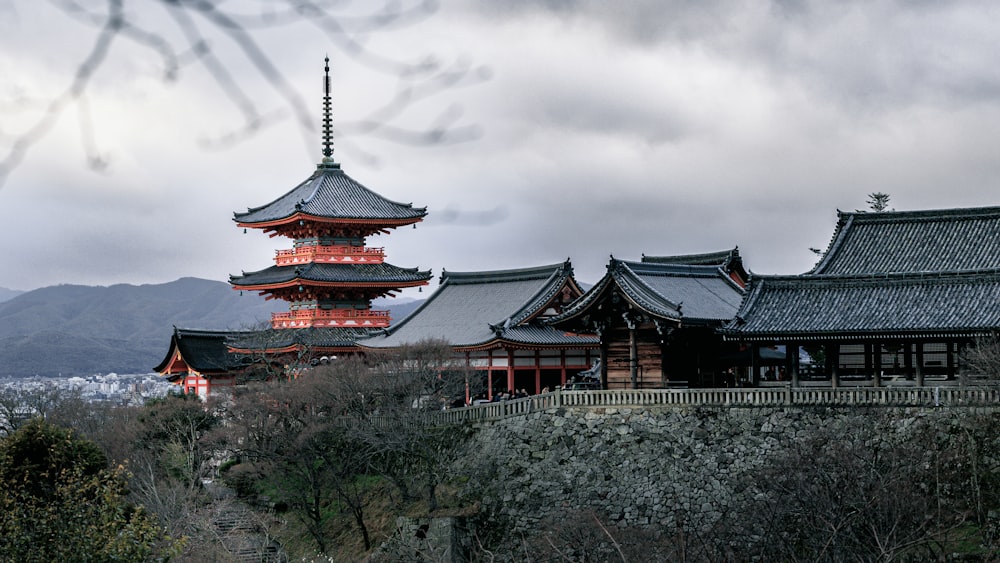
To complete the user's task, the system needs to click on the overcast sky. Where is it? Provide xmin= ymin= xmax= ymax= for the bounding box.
xmin=2 ymin=1 xmax=999 ymax=297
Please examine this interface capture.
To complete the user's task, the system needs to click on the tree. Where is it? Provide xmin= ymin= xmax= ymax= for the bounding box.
xmin=1 ymin=1 xmax=486 ymax=188
xmin=230 ymin=322 xmax=317 ymax=385
xmin=119 ymin=391 xmax=226 ymax=557
xmin=733 ymin=417 xmax=975 ymax=561
xmin=867 ymin=191 xmax=892 ymax=212
xmin=225 ymin=375 xmax=376 ymax=556
xmin=330 ymin=340 xmax=477 ymax=513
xmin=0 ymin=418 xmax=177 ymax=561
xmin=220 ymin=340 xmax=479 ymax=558
xmin=137 ymin=391 xmax=219 ymax=490
xmin=0 ymin=385 xmax=82 ymax=436
xmin=961 ymin=335 xmax=1000 ymax=380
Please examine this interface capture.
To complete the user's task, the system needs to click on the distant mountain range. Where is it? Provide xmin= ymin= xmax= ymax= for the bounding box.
xmin=0 ymin=278 xmax=424 ymax=378
xmin=0 ymin=287 xmax=24 ymax=303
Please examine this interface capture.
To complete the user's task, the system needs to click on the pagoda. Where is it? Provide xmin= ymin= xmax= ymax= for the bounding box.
xmin=230 ymin=57 xmax=431 ymax=332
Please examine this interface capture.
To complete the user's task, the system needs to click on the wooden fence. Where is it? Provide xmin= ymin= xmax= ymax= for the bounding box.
xmin=431 ymin=385 xmax=1000 ymax=425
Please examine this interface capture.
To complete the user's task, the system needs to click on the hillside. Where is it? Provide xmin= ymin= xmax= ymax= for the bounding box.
xmin=0 ymin=287 xmax=24 ymax=303
xmin=0 ymin=278 xmax=422 ymax=377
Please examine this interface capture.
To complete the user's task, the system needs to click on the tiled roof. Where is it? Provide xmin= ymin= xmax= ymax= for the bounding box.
xmin=230 ymin=262 xmax=432 ymax=287
xmin=227 ymin=327 xmax=368 ymax=350
xmin=642 ymin=248 xmax=734 ymax=266
xmin=153 ymin=328 xmax=250 ymax=374
xmin=499 ymin=325 xmax=601 ymax=347
xmin=810 ymin=206 xmax=1000 ymax=275
xmin=551 ymin=259 xmax=745 ymax=326
xmin=361 ymin=261 xmax=597 ymax=349
xmin=234 ymin=163 xmax=426 ymax=225
xmin=725 ymin=270 xmax=1000 ymax=340
xmin=641 ymin=247 xmax=748 ymax=286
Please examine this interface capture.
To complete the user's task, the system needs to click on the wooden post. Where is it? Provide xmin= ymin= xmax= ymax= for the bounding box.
xmin=750 ymin=344 xmax=760 ymax=386
xmin=629 ymin=327 xmax=638 ymax=390
xmin=904 ymin=342 xmax=913 ymax=380
xmin=873 ymin=344 xmax=882 ymax=387
xmin=864 ymin=343 xmax=873 ymax=382
xmin=534 ymin=350 xmax=541 ymax=395
xmin=660 ymin=337 xmax=669 ymax=387
xmin=506 ymin=349 xmax=515 ymax=394
xmin=915 ymin=342 xmax=925 ymax=387
xmin=828 ymin=343 xmax=840 ymax=389
xmin=789 ymin=343 xmax=800 ymax=387
xmin=946 ymin=341 xmax=956 ymax=380
xmin=599 ymin=342 xmax=608 ymax=390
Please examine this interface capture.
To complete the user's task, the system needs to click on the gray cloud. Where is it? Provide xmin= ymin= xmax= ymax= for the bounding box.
xmin=2 ymin=0 xmax=1000 ymax=297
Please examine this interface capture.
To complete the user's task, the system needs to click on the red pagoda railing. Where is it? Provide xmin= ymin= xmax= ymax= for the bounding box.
xmin=271 ymin=308 xmax=390 ymax=329
xmin=275 ymin=245 xmax=384 ymax=266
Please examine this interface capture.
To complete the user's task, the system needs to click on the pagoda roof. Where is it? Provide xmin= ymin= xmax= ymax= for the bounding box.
xmin=724 ymin=269 xmax=1000 ymax=341
xmin=153 ymin=328 xmax=251 ymax=376
xmin=361 ymin=261 xmax=598 ymax=350
xmin=230 ymin=261 xmax=432 ymax=289
xmin=234 ymin=162 xmax=427 ymax=226
xmin=810 ymin=206 xmax=1000 ymax=275
xmin=227 ymin=327 xmax=368 ymax=352
xmin=549 ymin=258 xmax=746 ymax=328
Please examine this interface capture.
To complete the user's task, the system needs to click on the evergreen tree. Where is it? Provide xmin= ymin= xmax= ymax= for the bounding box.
xmin=0 ymin=418 xmax=178 ymax=561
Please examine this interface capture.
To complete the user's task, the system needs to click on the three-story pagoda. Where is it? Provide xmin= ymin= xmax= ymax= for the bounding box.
xmin=230 ymin=58 xmax=430 ymax=331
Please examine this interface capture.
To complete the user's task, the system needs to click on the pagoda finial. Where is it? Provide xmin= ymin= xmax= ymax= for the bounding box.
xmin=320 ymin=56 xmax=339 ymax=169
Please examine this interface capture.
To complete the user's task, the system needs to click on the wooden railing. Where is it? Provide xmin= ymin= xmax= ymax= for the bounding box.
xmin=271 ymin=308 xmax=390 ymax=329
xmin=275 ymin=245 xmax=384 ymax=265
xmin=430 ymin=385 xmax=1000 ymax=425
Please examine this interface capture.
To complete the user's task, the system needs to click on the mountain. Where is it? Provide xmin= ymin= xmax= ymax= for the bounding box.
xmin=0 ymin=278 xmax=423 ymax=378
xmin=0 ymin=287 xmax=24 ymax=303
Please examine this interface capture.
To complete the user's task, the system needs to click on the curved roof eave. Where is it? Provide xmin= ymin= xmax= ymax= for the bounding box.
xmin=233 ymin=167 xmax=427 ymax=224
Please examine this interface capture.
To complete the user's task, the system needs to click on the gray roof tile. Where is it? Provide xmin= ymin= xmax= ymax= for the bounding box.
xmin=551 ymin=259 xmax=745 ymax=326
xmin=362 ymin=262 xmax=597 ymax=348
xmin=726 ymin=270 xmax=1000 ymax=340
xmin=234 ymin=164 xmax=426 ymax=224
xmin=227 ymin=327 xmax=369 ymax=349
xmin=154 ymin=328 xmax=250 ymax=374
xmin=811 ymin=206 xmax=1000 ymax=275
xmin=231 ymin=262 xmax=431 ymax=287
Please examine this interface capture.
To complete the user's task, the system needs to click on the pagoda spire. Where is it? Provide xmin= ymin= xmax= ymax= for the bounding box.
xmin=320 ymin=56 xmax=338 ymax=169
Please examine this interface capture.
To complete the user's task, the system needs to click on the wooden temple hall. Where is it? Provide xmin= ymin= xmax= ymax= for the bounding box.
xmin=722 ymin=206 xmax=1000 ymax=387
xmin=157 ymin=59 xmax=1000 ymax=397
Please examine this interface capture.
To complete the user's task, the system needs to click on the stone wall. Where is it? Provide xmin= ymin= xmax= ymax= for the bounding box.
xmin=458 ymin=405 xmax=1000 ymax=535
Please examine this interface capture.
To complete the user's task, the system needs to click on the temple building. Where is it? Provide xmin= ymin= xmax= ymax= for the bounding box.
xmin=547 ymin=249 xmax=748 ymax=389
xmin=724 ymin=206 xmax=1000 ymax=386
xmin=156 ymin=60 xmax=1000 ymax=397
xmin=230 ymin=58 xmax=430 ymax=331
xmin=360 ymin=261 xmax=599 ymax=397
xmin=154 ymin=329 xmax=249 ymax=398
xmin=156 ymin=58 xmax=430 ymax=395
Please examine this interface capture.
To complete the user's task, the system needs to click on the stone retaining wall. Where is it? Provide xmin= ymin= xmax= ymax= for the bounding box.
xmin=459 ymin=405 xmax=1000 ymax=534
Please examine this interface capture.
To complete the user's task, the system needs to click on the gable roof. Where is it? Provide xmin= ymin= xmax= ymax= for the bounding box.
xmin=725 ymin=269 xmax=1000 ymax=341
xmin=234 ymin=162 xmax=426 ymax=226
xmin=360 ymin=261 xmax=598 ymax=349
xmin=642 ymin=247 xmax=748 ymax=286
xmin=550 ymin=258 xmax=746 ymax=328
xmin=810 ymin=206 xmax=1000 ymax=275
xmin=154 ymin=328 xmax=250 ymax=376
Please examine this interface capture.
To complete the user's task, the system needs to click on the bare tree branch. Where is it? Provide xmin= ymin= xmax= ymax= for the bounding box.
xmin=0 ymin=0 xmax=122 ymax=185
xmin=0 ymin=0 xmax=488 ymax=188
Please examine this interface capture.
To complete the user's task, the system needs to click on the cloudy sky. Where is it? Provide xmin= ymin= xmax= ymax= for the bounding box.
xmin=2 ymin=1 xmax=999 ymax=297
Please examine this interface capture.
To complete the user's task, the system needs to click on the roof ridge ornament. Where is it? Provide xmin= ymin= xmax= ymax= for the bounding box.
xmin=319 ymin=56 xmax=341 ymax=171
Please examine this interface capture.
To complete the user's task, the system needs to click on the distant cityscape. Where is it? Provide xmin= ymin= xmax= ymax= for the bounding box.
xmin=0 ymin=373 xmax=174 ymax=406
